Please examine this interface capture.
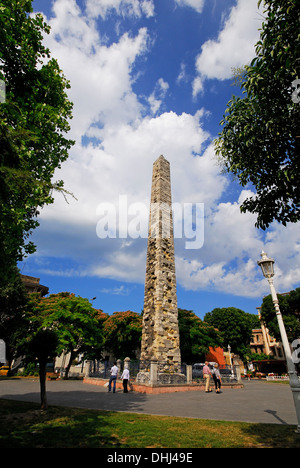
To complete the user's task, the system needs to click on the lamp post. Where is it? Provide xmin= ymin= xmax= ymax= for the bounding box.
xmin=257 ymin=251 xmax=300 ymax=433
xmin=227 ymin=344 xmax=234 ymax=378
xmin=227 ymin=344 xmax=231 ymax=365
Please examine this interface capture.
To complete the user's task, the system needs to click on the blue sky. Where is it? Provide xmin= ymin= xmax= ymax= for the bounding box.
xmin=20 ymin=0 xmax=300 ymax=319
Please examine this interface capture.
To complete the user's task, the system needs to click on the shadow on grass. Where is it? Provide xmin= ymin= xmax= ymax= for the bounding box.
xmin=241 ymin=422 xmax=300 ymax=448
xmin=0 ymin=400 xmax=127 ymax=448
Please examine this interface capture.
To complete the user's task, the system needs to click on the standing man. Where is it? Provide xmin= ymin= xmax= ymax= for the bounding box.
xmin=203 ymin=361 xmax=212 ymax=393
xmin=108 ymin=362 xmax=118 ymax=393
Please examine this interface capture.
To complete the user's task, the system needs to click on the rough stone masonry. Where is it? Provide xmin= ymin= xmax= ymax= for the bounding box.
xmin=139 ymin=155 xmax=182 ymax=375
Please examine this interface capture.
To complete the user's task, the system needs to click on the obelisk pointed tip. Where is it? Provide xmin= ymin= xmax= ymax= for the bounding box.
xmin=154 ymin=154 xmax=169 ymax=164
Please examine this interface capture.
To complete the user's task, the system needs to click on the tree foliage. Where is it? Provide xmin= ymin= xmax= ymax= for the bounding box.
xmin=103 ymin=311 xmax=143 ymax=360
xmin=178 ymin=309 xmax=223 ymax=364
xmin=0 ymin=0 xmax=74 ymax=275
xmin=215 ymin=0 xmax=300 ymax=229
xmin=0 ymin=267 xmax=28 ymax=365
xmin=101 ymin=309 xmax=224 ymax=363
xmin=204 ymin=307 xmax=260 ymax=361
xmin=260 ymin=288 xmax=300 ymax=342
xmin=22 ymin=292 xmax=106 ymax=379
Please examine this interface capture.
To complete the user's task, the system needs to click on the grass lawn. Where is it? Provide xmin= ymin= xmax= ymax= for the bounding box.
xmin=0 ymin=399 xmax=300 ymax=448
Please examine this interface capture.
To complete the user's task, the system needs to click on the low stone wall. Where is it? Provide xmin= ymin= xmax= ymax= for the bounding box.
xmin=83 ymin=377 xmax=243 ymax=394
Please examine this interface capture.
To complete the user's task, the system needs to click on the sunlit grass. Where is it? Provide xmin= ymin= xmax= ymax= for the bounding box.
xmin=0 ymin=399 xmax=299 ymax=448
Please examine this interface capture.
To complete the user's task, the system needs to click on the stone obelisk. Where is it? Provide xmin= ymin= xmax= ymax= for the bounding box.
xmin=139 ymin=155 xmax=182 ymax=377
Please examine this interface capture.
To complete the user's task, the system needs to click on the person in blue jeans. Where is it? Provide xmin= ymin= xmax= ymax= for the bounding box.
xmin=108 ymin=362 xmax=118 ymax=393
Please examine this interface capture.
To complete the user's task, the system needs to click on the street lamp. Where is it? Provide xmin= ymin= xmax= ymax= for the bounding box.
xmin=258 ymin=251 xmax=300 ymax=433
xmin=227 ymin=344 xmax=232 ymax=366
xmin=227 ymin=344 xmax=234 ymax=377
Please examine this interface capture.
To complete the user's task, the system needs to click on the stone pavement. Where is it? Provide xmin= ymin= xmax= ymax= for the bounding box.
xmin=0 ymin=378 xmax=298 ymax=427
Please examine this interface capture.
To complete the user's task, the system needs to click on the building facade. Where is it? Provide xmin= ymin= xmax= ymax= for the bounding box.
xmin=250 ymin=307 xmax=285 ymax=360
xmin=21 ymin=275 xmax=49 ymax=296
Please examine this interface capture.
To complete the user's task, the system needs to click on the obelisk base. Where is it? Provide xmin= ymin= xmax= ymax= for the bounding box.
xmin=136 ymin=359 xmax=186 ymax=385
xmin=136 ymin=372 xmax=186 ymax=385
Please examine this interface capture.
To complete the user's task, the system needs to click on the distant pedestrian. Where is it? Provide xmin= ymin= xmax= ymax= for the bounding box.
xmin=121 ymin=367 xmax=130 ymax=393
xmin=108 ymin=362 xmax=118 ymax=393
xmin=203 ymin=361 xmax=212 ymax=393
xmin=212 ymin=363 xmax=222 ymax=393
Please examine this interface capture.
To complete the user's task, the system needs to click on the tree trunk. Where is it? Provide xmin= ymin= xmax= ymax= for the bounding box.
xmin=64 ymin=349 xmax=75 ymax=380
xmin=39 ymin=359 xmax=48 ymax=410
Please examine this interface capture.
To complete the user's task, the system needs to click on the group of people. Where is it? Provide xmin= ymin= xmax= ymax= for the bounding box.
xmin=203 ymin=361 xmax=222 ymax=393
xmin=108 ymin=360 xmax=222 ymax=394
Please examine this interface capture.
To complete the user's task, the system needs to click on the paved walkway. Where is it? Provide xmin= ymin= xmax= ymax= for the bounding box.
xmin=0 ymin=378 xmax=298 ymax=426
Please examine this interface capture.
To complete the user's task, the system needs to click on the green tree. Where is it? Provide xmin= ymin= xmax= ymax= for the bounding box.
xmin=103 ymin=311 xmax=143 ymax=360
xmin=27 ymin=329 xmax=58 ymax=409
xmin=0 ymin=0 xmax=74 ymax=277
xmin=102 ymin=309 xmax=223 ymax=363
xmin=260 ymin=288 xmax=300 ymax=342
xmin=24 ymin=292 xmax=106 ymax=379
xmin=178 ymin=309 xmax=223 ymax=364
xmin=0 ymin=267 xmax=28 ymax=367
xmin=204 ymin=307 xmax=260 ymax=361
xmin=215 ymin=0 xmax=300 ymax=229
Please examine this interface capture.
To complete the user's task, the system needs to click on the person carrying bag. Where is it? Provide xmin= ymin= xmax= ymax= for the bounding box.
xmin=212 ymin=363 xmax=222 ymax=393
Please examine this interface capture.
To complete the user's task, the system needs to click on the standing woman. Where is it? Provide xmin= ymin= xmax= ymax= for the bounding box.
xmin=121 ymin=367 xmax=130 ymax=393
xmin=212 ymin=364 xmax=222 ymax=393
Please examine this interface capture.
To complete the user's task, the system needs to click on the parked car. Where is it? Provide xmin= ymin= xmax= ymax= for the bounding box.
xmin=192 ymin=363 xmax=204 ymax=378
xmin=0 ymin=365 xmax=9 ymax=376
xmin=220 ymin=368 xmax=232 ymax=377
xmin=220 ymin=367 xmax=237 ymax=381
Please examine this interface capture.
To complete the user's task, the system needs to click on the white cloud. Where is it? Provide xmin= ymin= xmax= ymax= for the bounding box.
xmin=85 ymin=0 xmax=155 ymax=19
xmin=147 ymin=78 xmax=169 ymax=115
xmin=99 ymin=285 xmax=131 ymax=295
xmin=175 ymin=0 xmax=205 ymax=14
xmin=176 ymin=190 xmax=300 ymax=297
xmin=193 ymin=0 xmax=263 ymax=96
xmin=175 ymin=189 xmax=265 ymax=297
xmin=51 ymin=0 xmax=99 ymax=53
xmin=42 ymin=110 xmax=214 ymax=225
xmin=264 ymin=223 xmax=300 ymax=292
xmin=40 ymin=0 xmax=149 ymax=143
xmin=176 ymin=62 xmax=187 ymax=85
xmin=30 ymin=0 xmax=300 ymax=302
xmin=192 ymin=76 xmax=204 ymax=98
